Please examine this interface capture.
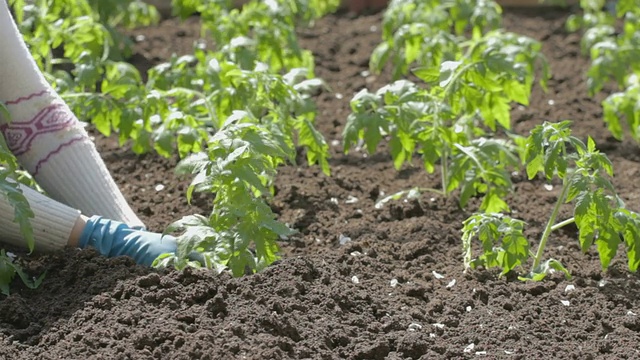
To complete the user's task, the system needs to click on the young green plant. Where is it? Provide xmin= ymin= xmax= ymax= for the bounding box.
xmin=0 ymin=103 xmax=39 ymax=295
xmin=462 ymin=121 xmax=640 ymax=280
xmin=345 ymin=31 xmax=548 ymax=212
xmin=371 ymin=0 xmax=503 ymax=79
xmin=155 ymin=113 xmax=298 ymax=275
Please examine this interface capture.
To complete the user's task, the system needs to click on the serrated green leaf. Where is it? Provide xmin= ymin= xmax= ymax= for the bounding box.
xmin=504 ymin=80 xmax=530 ymax=105
xmin=413 ymin=66 xmax=440 ymax=83
xmin=596 ymin=228 xmax=621 ymax=270
xmin=522 ymin=258 xmax=571 ymax=281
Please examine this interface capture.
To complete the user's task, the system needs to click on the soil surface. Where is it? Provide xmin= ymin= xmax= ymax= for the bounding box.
xmin=3 ymin=6 xmax=640 ymax=360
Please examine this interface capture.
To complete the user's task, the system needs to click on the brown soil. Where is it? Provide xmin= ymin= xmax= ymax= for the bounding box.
xmin=3 ymin=7 xmax=640 ymax=360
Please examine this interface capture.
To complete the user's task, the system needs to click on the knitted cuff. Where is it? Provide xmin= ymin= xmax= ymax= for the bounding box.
xmin=0 ymin=184 xmax=80 ymax=252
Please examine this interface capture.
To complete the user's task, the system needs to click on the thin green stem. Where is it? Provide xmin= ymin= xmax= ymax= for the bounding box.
xmin=418 ymin=187 xmax=446 ymax=196
xmin=441 ymin=146 xmax=449 ymax=196
xmin=550 ymin=217 xmax=575 ymax=232
xmin=531 ymin=174 xmax=574 ymax=272
xmin=443 ymin=61 xmax=479 ymax=99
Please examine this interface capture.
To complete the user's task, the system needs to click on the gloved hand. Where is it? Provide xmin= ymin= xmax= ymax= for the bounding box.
xmin=78 ymin=215 xmax=177 ymax=266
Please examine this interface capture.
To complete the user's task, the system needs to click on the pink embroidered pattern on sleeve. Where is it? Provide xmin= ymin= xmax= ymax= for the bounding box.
xmin=4 ymin=89 xmax=48 ymax=105
xmin=2 ymin=90 xmax=85 ymax=174
xmin=32 ymin=136 xmax=85 ymax=176
xmin=1 ymin=103 xmax=76 ymax=156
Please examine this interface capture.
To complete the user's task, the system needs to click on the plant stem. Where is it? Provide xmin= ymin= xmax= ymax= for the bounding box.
xmin=531 ymin=174 xmax=573 ymax=272
xmin=550 ymin=217 xmax=575 ymax=232
xmin=441 ymin=146 xmax=449 ymax=196
xmin=443 ymin=61 xmax=479 ymax=99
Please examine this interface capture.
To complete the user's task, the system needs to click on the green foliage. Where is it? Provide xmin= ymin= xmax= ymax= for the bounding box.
xmin=524 ymin=120 xmax=584 ymax=180
xmin=568 ymin=0 xmax=640 ymax=144
xmin=0 ymin=101 xmax=37 ymax=295
xmin=345 ymin=29 xmax=548 ymax=212
xmin=59 ymin=50 xmax=330 ymax=169
xmin=0 ymin=103 xmax=35 ymax=253
xmin=173 ymin=0 xmax=340 ymax=72
xmin=567 ymin=0 xmax=639 ymax=94
xmin=462 ymin=213 xmax=529 ymax=276
xmin=413 ymin=31 xmax=550 ymax=129
xmin=463 ymin=121 xmax=640 ymax=280
xmin=9 ymin=0 xmax=159 ymax=69
xmin=156 ymin=115 xmax=297 ymax=275
xmin=0 ymin=250 xmax=45 ymax=296
xmin=371 ymin=0 xmax=503 ymax=79
xmin=602 ymin=74 xmax=640 ymax=142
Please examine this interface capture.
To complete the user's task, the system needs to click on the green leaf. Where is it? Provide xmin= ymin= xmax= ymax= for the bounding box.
xmin=522 ymin=258 xmax=571 ymax=281
xmin=0 ymin=102 xmax=10 ymax=122
xmin=413 ymin=66 xmax=440 ymax=83
xmin=439 ymin=61 xmax=462 ymax=87
xmin=0 ymin=181 xmax=35 ymax=252
xmin=504 ymin=80 xmax=530 ymax=105
xmin=297 ymin=119 xmax=330 ymax=176
xmin=499 ymin=237 xmax=528 ymax=273
xmin=595 ymin=228 xmax=621 ymax=270
xmin=481 ymin=191 xmax=509 ymax=214
xmin=616 ymin=210 xmax=640 ymax=272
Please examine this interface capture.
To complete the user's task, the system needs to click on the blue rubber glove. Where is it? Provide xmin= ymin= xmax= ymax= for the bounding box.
xmin=78 ymin=215 xmax=177 ymax=266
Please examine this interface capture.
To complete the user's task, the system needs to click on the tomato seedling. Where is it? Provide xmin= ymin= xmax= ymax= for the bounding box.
xmin=370 ymin=0 xmax=503 ymax=79
xmin=463 ymin=121 xmax=640 ymax=280
xmin=345 ymin=29 xmax=548 ymax=213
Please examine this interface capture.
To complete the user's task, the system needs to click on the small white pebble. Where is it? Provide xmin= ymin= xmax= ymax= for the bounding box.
xmin=335 ymin=93 xmax=344 ymax=99
xmin=464 ymin=343 xmax=475 ymax=353
xmin=565 ymin=284 xmax=575 ymax=293
xmin=345 ymin=195 xmax=359 ymax=204
xmin=432 ymin=323 xmax=445 ymax=329
xmin=599 ymin=279 xmax=608 ymax=287
xmin=504 ymin=350 xmax=514 ymax=355
xmin=432 ymin=271 xmax=445 ymax=279
xmin=351 ymin=276 xmax=359 ymax=284
xmin=407 ymin=323 xmax=422 ymax=331
xmin=135 ymin=34 xmax=146 ymax=42
xmin=466 ymin=306 xmax=472 ymax=312
xmin=627 ymin=310 xmax=637 ymax=316
xmin=350 ymin=251 xmax=362 ymax=257
xmin=339 ymin=234 xmax=351 ymax=245
xmin=331 ymin=139 xmax=340 ymax=147
xmin=330 ymin=197 xmax=339 ymax=205
xmin=548 ymin=99 xmax=555 ymax=106
xmin=390 ymin=279 xmax=399 ymax=287
xmin=155 ymin=184 xmax=165 ymax=191
xmin=560 ymin=300 xmax=570 ymax=306
xmin=544 ymin=184 xmax=553 ymax=191
xmin=370 ymin=25 xmax=378 ymax=32
xmin=429 ymin=333 xmax=436 ymax=338
xmin=446 ymin=279 xmax=456 ymax=288
xmin=360 ymin=70 xmax=371 ymax=77
xmin=475 ymin=351 xmax=487 ymax=355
